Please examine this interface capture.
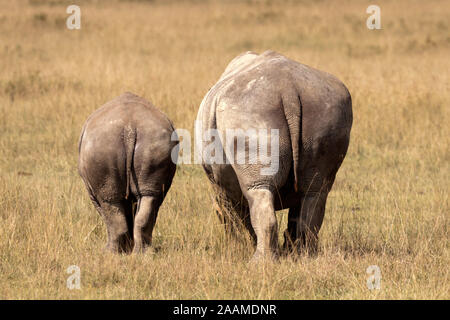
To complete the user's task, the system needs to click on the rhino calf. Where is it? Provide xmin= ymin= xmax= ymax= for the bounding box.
xmin=78 ymin=92 xmax=177 ymax=254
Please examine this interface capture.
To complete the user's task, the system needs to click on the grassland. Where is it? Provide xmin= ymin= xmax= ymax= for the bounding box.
xmin=0 ymin=0 xmax=448 ymax=299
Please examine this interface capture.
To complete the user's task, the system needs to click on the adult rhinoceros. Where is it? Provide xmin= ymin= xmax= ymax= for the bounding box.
xmin=196 ymin=50 xmax=352 ymax=261
xmin=78 ymin=92 xmax=177 ymax=254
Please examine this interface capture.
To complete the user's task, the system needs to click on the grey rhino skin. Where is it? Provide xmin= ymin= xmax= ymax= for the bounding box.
xmin=196 ymin=50 xmax=352 ymax=261
xmin=78 ymin=92 xmax=177 ymax=254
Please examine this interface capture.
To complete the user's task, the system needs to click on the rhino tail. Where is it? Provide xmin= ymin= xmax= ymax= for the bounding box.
xmin=281 ymin=93 xmax=301 ymax=193
xmin=124 ymin=126 xmax=136 ymax=200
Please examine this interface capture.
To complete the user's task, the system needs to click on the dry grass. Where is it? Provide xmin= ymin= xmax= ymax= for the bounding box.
xmin=0 ymin=0 xmax=448 ymax=299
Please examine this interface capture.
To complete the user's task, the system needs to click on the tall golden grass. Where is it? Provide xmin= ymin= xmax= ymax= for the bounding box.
xmin=0 ymin=0 xmax=448 ymax=299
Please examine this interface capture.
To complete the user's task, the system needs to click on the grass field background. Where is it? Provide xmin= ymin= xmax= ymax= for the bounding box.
xmin=0 ymin=0 xmax=448 ymax=299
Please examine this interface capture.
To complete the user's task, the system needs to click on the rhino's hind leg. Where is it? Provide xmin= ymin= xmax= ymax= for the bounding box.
xmin=298 ymin=191 xmax=328 ymax=254
xmin=214 ymin=194 xmax=256 ymax=245
xmin=133 ymin=196 xmax=161 ymax=253
xmin=98 ymin=201 xmax=134 ymax=254
xmin=283 ymin=191 xmax=328 ymax=255
xmin=246 ymin=189 xmax=279 ymax=262
xmin=283 ymin=206 xmax=300 ymax=254
xmin=240 ymin=206 xmax=257 ymax=245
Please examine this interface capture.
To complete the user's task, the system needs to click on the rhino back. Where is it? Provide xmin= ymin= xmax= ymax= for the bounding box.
xmin=198 ymin=50 xmax=351 ymax=194
xmin=78 ymin=93 xmax=176 ymax=201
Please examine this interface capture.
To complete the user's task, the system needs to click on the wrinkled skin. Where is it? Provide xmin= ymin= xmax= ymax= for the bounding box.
xmin=78 ymin=92 xmax=177 ymax=254
xmin=196 ymin=51 xmax=352 ymax=261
